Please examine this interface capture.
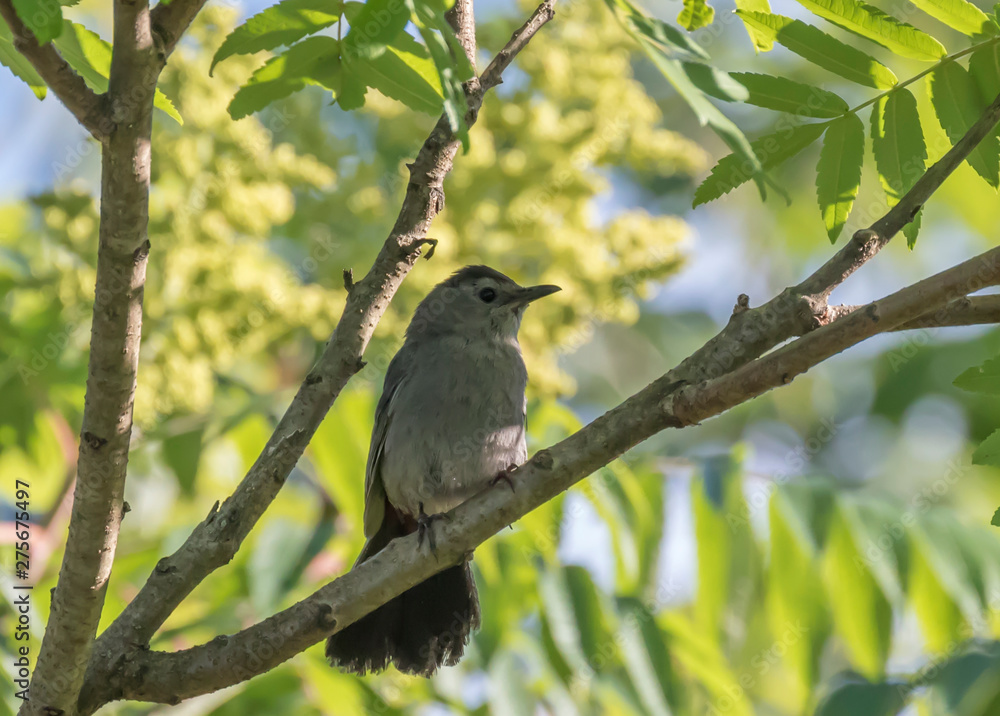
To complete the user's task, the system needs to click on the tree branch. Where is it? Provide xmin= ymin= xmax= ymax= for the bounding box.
xmin=0 ymin=0 xmax=111 ymax=141
xmin=825 ymin=294 xmax=1000 ymax=332
xmin=21 ymin=0 xmax=162 ymax=713
xmin=78 ymin=3 xmax=555 ymax=711
xmin=149 ymin=0 xmax=209 ymax=62
xmin=668 ymin=90 xmax=1000 ymax=387
xmin=96 ymin=243 xmax=1000 ymax=705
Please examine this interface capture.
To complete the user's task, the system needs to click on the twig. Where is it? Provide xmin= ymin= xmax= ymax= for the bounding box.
xmin=77 ymin=2 xmax=557 ymax=711
xmin=102 ymin=244 xmax=1000 ymax=705
xmin=150 ymin=0 xmax=210 ymax=61
xmin=480 ymin=0 xmax=555 ymax=91
xmin=0 ymin=0 xmax=110 ymax=141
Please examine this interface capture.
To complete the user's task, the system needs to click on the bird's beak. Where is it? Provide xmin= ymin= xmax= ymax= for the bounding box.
xmin=511 ymin=284 xmax=561 ymax=306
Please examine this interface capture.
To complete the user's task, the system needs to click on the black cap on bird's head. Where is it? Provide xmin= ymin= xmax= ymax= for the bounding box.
xmin=408 ymin=265 xmax=561 ymax=340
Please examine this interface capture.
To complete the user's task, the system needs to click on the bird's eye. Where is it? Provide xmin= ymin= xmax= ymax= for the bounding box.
xmin=478 ymin=287 xmax=497 ymax=303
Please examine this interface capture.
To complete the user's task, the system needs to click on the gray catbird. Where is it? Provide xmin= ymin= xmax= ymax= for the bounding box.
xmin=326 ymin=265 xmax=560 ymax=676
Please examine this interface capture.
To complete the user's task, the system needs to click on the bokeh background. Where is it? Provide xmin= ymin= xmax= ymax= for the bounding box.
xmin=4 ymin=0 xmax=1000 ymax=712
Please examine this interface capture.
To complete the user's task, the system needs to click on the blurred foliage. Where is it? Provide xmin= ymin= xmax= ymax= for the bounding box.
xmin=4 ymin=0 xmax=1000 ymax=714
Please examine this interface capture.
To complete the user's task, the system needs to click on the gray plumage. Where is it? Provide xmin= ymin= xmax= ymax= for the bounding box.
xmin=326 ymin=265 xmax=560 ymax=676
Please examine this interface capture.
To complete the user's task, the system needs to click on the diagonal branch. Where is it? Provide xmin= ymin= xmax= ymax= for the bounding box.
xmin=101 ymin=244 xmax=1000 ymax=706
xmin=669 ymin=90 xmax=1000 ymax=388
xmin=78 ymin=2 xmax=555 ymax=711
xmin=150 ymin=0 xmax=209 ymax=61
xmin=0 ymin=0 xmax=110 ymax=141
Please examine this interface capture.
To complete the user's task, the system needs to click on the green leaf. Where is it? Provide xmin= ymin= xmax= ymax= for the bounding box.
xmin=930 ymin=61 xmax=1000 ymax=188
xmin=352 ymin=32 xmax=443 ymax=114
xmin=870 ymin=89 xmax=926 ymax=246
xmin=973 ymin=428 xmax=1000 ymax=466
xmin=210 ymin=0 xmax=342 ymax=74
xmin=954 ymin=355 xmax=1000 ymax=394
xmin=735 ymin=12 xmax=897 ymax=89
xmin=816 ymin=113 xmax=864 ymax=242
xmin=616 ymin=598 xmax=681 ymax=716
xmin=822 ymin=500 xmax=893 ymax=678
xmin=636 ymin=39 xmax=765 ymax=202
xmin=815 ymin=676 xmax=911 ymax=716
xmin=228 ymin=36 xmax=340 ymax=120
xmin=734 ymin=0 xmax=774 ymax=51
xmin=343 ymin=0 xmax=410 ymax=61
xmin=907 ymin=0 xmax=996 ymax=37
xmin=678 ymin=0 xmax=714 ymax=30
xmin=992 ymin=507 xmax=1000 ymax=527
xmin=617 ymin=2 xmax=710 ymax=60
xmin=694 ymin=120 xmax=827 ymax=205
xmin=793 ymin=0 xmax=946 ymax=62
xmin=768 ymin=487 xmax=832 ymax=705
xmin=682 ymin=62 xmax=749 ymax=102
xmin=0 ymin=18 xmax=46 ymax=98
xmin=406 ymin=0 xmax=471 ymax=146
xmin=11 ymin=0 xmax=62 ymax=45
xmin=731 ymin=72 xmax=849 ymax=117
xmin=53 ymin=21 xmax=182 ymax=124
xmin=970 ymin=43 xmax=1000 ymax=120
xmin=539 ymin=566 xmax=613 ymax=676
xmin=162 ymin=427 xmax=204 ymax=496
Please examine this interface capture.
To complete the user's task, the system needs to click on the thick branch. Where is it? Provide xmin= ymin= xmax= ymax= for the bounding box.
xmin=669 ymin=90 xmax=1000 ymax=387
xmin=102 ymin=244 xmax=1000 ymax=704
xmin=825 ymin=294 xmax=1000 ymax=332
xmin=22 ymin=2 xmax=155 ymax=715
xmin=149 ymin=0 xmax=209 ymax=61
xmin=0 ymin=0 xmax=110 ymax=140
xmin=78 ymin=3 xmax=554 ymax=712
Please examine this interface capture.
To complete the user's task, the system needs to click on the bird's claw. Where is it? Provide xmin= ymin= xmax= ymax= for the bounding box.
xmin=489 ymin=463 xmax=519 ymax=493
xmin=417 ymin=502 xmax=447 ymax=555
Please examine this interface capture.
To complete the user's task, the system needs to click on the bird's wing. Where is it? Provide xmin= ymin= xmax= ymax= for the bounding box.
xmin=362 ymin=347 xmax=410 ymax=540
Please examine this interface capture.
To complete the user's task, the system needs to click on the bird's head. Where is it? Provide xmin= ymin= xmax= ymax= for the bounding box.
xmin=408 ymin=265 xmax=561 ymax=342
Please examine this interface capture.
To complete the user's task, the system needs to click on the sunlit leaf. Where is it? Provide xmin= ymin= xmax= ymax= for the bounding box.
xmin=694 ymin=120 xmax=827 ymax=205
xmin=793 ymin=0 xmax=946 ymax=61
xmin=906 ymin=0 xmax=996 ymax=37
xmin=343 ymin=0 xmax=411 ymax=60
xmin=615 ymin=0 xmax=710 ymax=60
xmin=735 ymin=11 xmax=897 ymax=89
xmin=734 ymin=0 xmax=774 ymax=51
xmin=0 ymin=19 xmax=46 ymax=98
xmin=870 ymin=89 xmax=926 ymax=247
xmin=930 ymin=61 xmax=1000 ymax=188
xmin=616 ymin=598 xmax=682 ymax=716
xmin=768 ymin=485 xmax=833 ymax=706
xmin=731 ymin=72 xmax=849 ymax=117
xmin=636 ymin=39 xmax=765 ymax=201
xmin=822 ymin=499 xmax=892 ymax=678
xmin=352 ymin=32 xmax=443 ymax=114
xmin=53 ymin=21 xmax=181 ymax=124
xmin=678 ymin=0 xmax=714 ymax=30
xmin=228 ymin=36 xmax=340 ymax=120
xmin=210 ymin=0 xmax=342 ymax=74
xmin=816 ymin=113 xmax=863 ymax=242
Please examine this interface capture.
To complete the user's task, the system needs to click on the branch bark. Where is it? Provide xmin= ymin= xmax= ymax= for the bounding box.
xmin=90 ymin=243 xmax=1000 ymax=705
xmin=0 ymin=0 xmax=111 ymax=141
xmin=21 ymin=0 xmax=165 ymax=713
xmin=669 ymin=90 xmax=1000 ymax=387
xmin=77 ymin=3 xmax=555 ymax=711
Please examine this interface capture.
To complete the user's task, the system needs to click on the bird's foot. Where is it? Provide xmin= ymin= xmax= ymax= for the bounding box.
xmin=489 ymin=463 xmax=519 ymax=493
xmin=417 ymin=502 xmax=448 ymax=555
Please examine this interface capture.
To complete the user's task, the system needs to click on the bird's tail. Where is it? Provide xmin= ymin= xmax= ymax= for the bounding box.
xmin=325 ymin=505 xmax=480 ymax=676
